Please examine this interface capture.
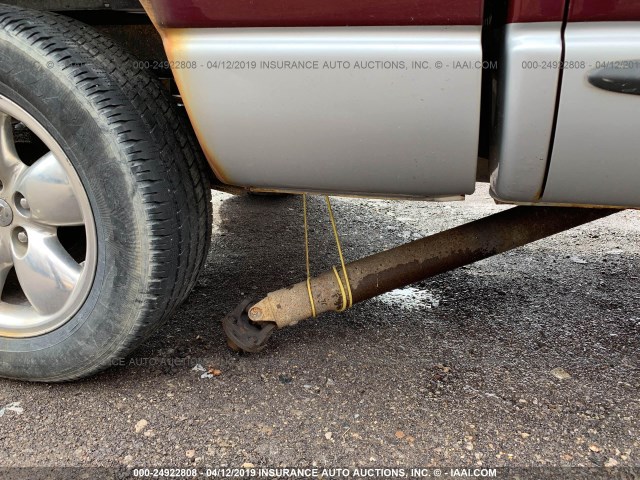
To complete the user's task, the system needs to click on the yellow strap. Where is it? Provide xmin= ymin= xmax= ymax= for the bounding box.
xmin=302 ymin=194 xmax=317 ymax=318
xmin=331 ymin=266 xmax=348 ymax=312
xmin=302 ymin=193 xmax=353 ymax=316
xmin=324 ymin=196 xmax=353 ymax=310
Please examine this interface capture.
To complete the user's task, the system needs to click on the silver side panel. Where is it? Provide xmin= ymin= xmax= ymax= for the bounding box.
xmin=167 ymin=27 xmax=482 ymax=197
xmin=542 ymin=22 xmax=640 ymax=207
xmin=490 ymin=22 xmax=562 ymax=202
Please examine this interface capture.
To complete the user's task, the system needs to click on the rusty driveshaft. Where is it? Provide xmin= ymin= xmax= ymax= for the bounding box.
xmin=223 ymin=206 xmax=619 ymax=351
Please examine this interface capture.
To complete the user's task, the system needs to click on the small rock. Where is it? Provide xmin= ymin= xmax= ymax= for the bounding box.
xmin=191 ymin=364 xmax=206 ymax=372
xmin=570 ymin=256 xmax=587 ymax=264
xmin=134 ymin=419 xmax=148 ymax=433
xmin=551 ymin=367 xmax=571 ymax=380
xmin=520 ymin=432 xmax=531 ymax=439
xmin=326 ymin=378 xmax=335 ymax=387
xmin=605 ymin=249 xmax=623 ymax=255
xmin=589 ymin=445 xmax=602 ymax=453
xmin=435 ymin=364 xmax=451 ymax=373
xmin=258 ymin=424 xmax=273 ymax=435
xmin=0 ymin=402 xmax=23 ymax=417
xmin=465 ymin=442 xmax=474 ymax=451
xmin=395 ymin=431 xmax=405 ymax=439
xmin=604 ymin=458 xmax=618 ymax=467
xmin=325 ymin=432 xmax=333 ymax=440
xmin=185 ymin=450 xmax=196 ymax=459
xmin=123 ymin=455 xmax=133 ymax=464
xmin=143 ymin=429 xmax=154 ymax=437
xmin=242 ymin=463 xmax=255 ymax=469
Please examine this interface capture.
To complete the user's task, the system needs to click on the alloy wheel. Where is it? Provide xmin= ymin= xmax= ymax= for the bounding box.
xmin=0 ymin=95 xmax=97 ymax=338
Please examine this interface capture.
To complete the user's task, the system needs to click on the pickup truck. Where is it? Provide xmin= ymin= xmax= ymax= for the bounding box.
xmin=0 ymin=0 xmax=638 ymax=381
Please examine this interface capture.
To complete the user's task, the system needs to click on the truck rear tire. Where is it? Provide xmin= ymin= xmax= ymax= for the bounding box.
xmin=0 ymin=5 xmax=212 ymax=381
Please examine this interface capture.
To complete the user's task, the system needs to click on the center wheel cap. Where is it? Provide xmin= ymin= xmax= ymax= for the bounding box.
xmin=0 ymin=199 xmax=13 ymax=227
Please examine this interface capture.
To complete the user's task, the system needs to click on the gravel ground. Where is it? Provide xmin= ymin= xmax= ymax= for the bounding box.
xmin=0 ymin=184 xmax=638 ymax=472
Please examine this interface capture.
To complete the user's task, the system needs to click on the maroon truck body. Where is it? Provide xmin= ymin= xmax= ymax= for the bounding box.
xmin=147 ymin=0 xmax=483 ymax=28
xmin=148 ymin=0 xmax=640 ymax=28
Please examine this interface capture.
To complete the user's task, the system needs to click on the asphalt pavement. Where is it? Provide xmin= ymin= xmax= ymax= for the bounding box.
xmin=0 ymin=184 xmax=638 ymax=473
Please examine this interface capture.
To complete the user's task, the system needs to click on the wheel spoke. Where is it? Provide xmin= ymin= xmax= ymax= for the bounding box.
xmin=0 ymin=233 xmax=12 ymax=295
xmin=14 ymin=151 xmax=84 ymax=226
xmin=0 ymin=231 xmax=11 ymax=262
xmin=0 ymin=264 xmax=11 ymax=299
xmin=0 ymin=112 xmax=24 ymax=182
xmin=12 ymin=229 xmax=82 ymax=315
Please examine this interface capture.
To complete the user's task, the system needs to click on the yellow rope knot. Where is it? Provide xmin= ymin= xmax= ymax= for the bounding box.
xmin=303 ymin=194 xmax=353 ymax=317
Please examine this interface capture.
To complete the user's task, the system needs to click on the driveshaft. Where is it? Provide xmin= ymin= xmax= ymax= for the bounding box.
xmin=223 ymin=206 xmax=619 ymax=351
